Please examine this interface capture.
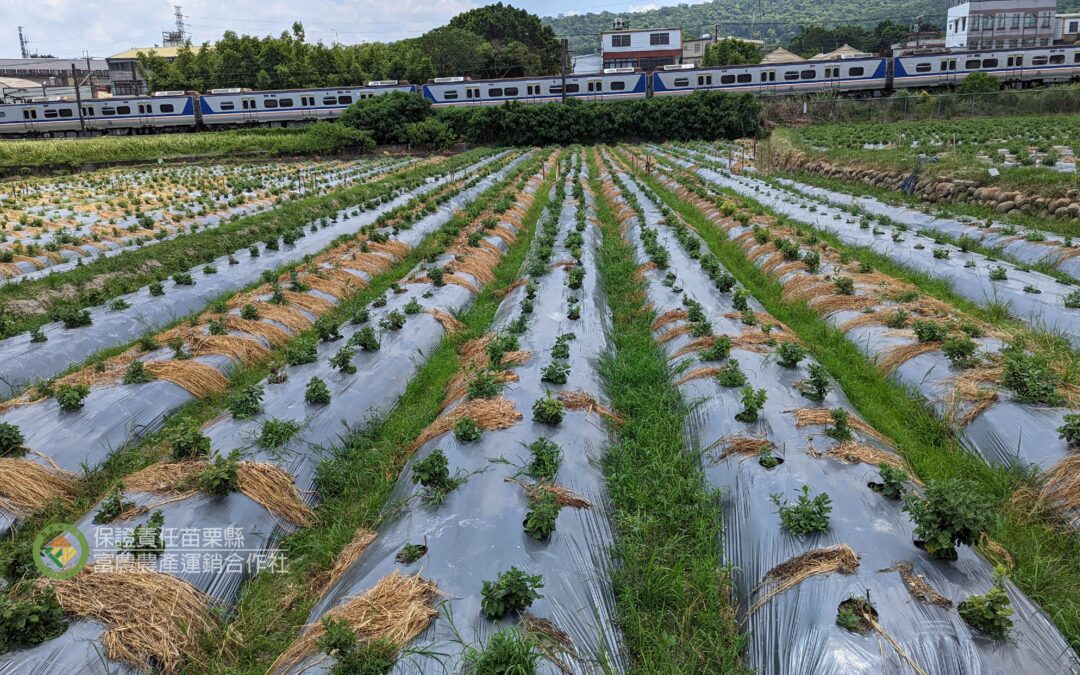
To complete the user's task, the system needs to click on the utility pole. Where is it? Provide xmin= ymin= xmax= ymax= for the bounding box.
xmin=72 ymin=64 xmax=86 ymax=132
xmin=85 ymin=53 xmax=95 ymax=99
xmin=18 ymin=26 xmax=29 ymax=59
xmin=560 ymin=38 xmax=568 ymax=104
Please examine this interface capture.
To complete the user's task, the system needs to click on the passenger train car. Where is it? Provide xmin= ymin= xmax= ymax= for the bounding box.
xmin=421 ymin=71 xmax=646 ymax=106
xmin=3 ymin=43 xmax=1080 ymax=138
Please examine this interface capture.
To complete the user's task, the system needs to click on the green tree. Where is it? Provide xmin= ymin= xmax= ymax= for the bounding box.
xmin=702 ymin=38 xmax=762 ymax=67
xmin=957 ymin=71 xmax=1000 ymax=94
xmin=341 ymin=91 xmax=433 ymax=144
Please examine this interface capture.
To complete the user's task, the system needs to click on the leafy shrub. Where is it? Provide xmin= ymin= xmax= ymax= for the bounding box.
xmin=903 ymin=479 xmax=996 ymax=560
xmin=550 ymin=333 xmax=575 ymax=360
xmin=1000 ymin=343 xmax=1061 ymax=405
xmin=403 ymin=298 xmax=422 ymax=315
xmin=824 ymin=407 xmax=852 ymax=441
xmin=330 ymin=346 xmax=357 ymax=374
xmin=942 ymin=336 xmax=979 ymax=369
xmin=700 ymin=335 xmax=732 ymax=361
xmin=396 ymin=543 xmax=427 ymax=564
xmin=912 ymin=320 xmax=946 ymax=343
xmin=731 ymin=288 xmax=750 ymax=311
xmin=29 ymin=328 xmax=46 ymax=343
xmin=454 ymin=418 xmax=483 ymax=442
xmin=770 ymin=485 xmax=832 ymax=535
xmin=412 ymin=449 xmax=451 ymax=490
xmin=169 ymin=422 xmax=211 ymax=459
xmin=877 ymin=463 xmax=908 ymax=499
xmin=173 ymin=272 xmax=195 ymax=286
xmin=314 ymin=317 xmax=342 ymax=342
xmin=988 ymin=266 xmax=1008 ymax=281
xmin=58 ymin=307 xmax=92 ymax=329
xmin=834 ymin=277 xmax=854 ymax=295
xmin=734 ymin=386 xmax=767 ymax=423
xmin=523 ymin=490 xmax=562 ymax=540
xmin=532 ymin=392 xmax=564 ymax=426
xmin=836 ymin=596 xmax=876 ymax=634
xmin=884 ymin=309 xmax=909 ymax=329
xmin=120 ymin=510 xmax=165 ymax=556
xmin=229 ymin=384 xmax=264 ymax=420
xmin=540 ymin=360 xmax=570 ymax=385
xmin=352 ymin=326 xmax=380 ymax=351
xmin=193 ymin=451 xmax=241 ymax=495
xmin=461 ymin=628 xmax=540 ymax=675
xmin=715 ymin=359 xmax=747 ymax=387
xmin=93 ymin=485 xmax=136 ymax=524
xmin=379 ymin=310 xmax=406 ymax=331
xmin=341 ymin=91 xmax=433 ymax=145
xmin=285 ymin=339 xmax=318 ymax=365
xmin=122 ymin=360 xmax=156 ymax=385
xmin=467 ymin=371 xmax=500 ymax=400
xmin=480 ymin=567 xmax=543 ymax=619
xmin=1064 ymin=289 xmax=1080 ymax=309
xmin=526 ymin=438 xmax=562 ymax=481
xmin=0 ymin=421 xmax=24 ymax=458
xmin=351 ymin=308 xmax=370 ymax=324
xmin=1058 ymin=414 xmax=1080 ymax=448
xmin=800 ymin=363 xmax=830 ymax=401
xmin=0 ymin=584 xmax=66 ymax=653
xmin=317 ymin=617 xmax=396 ymax=675
xmin=958 ymin=566 xmax=1014 ymax=641
xmin=55 ymin=383 xmax=89 ymax=411
xmin=776 ymin=342 xmax=806 ymax=368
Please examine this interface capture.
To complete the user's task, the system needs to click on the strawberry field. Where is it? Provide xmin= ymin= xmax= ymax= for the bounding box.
xmin=0 ymin=145 xmax=1077 ymax=675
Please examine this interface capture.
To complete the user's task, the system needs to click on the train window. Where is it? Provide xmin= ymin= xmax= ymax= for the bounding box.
xmin=1032 ymin=56 xmax=1048 ymax=66
xmin=737 ymin=73 xmax=752 ymax=83
xmin=849 ymin=66 xmax=865 ymax=76
xmin=784 ymin=71 xmax=799 ymax=81
xmin=117 ymin=106 xmax=131 ymax=115
xmin=102 ymin=108 xmax=116 ymax=116
xmin=965 ymin=59 xmax=981 ymax=69
xmin=443 ymin=91 xmax=459 ymax=100
xmin=697 ymin=75 xmax=712 ymax=86
xmin=915 ymin=63 xmax=932 ymax=73
xmin=800 ymin=69 xmax=816 ymax=79
xmin=1050 ymin=54 xmax=1065 ymax=64
xmin=277 ymin=99 xmax=293 ymax=108
xmin=322 ymin=97 xmax=337 ymax=105
xmin=264 ymin=99 xmax=279 ymax=108
xmin=339 ymin=96 xmax=352 ymax=104
xmin=489 ymin=88 xmax=503 ymax=97
xmin=549 ymin=85 xmax=562 ymax=94
xmin=44 ymin=110 xmax=58 ymax=119
xmin=587 ymin=81 xmax=602 ymax=92
xmin=1075 ymin=53 xmax=1080 ymax=63
xmin=59 ymin=109 xmax=73 ymax=118
xmin=982 ymin=58 xmax=998 ymax=68
xmin=220 ymin=102 xmax=235 ymax=111
xmin=565 ymin=84 xmax=580 ymax=93
xmin=674 ymin=78 xmax=690 ymax=87
xmin=302 ymin=96 xmax=314 ymax=106
xmin=22 ymin=109 xmax=36 ymax=119
xmin=721 ymin=75 xmax=736 ymax=84
xmin=0 ymin=112 xmax=5 ymax=118
xmin=504 ymin=87 xmax=518 ymax=96
xmin=610 ymin=81 xmax=625 ymax=91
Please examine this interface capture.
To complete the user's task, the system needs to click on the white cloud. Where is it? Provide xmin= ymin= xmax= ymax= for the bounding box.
xmin=628 ymin=3 xmax=659 ymax=12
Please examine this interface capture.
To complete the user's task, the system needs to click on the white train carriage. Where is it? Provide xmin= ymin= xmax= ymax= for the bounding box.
xmin=421 ymin=71 xmax=647 ymax=107
xmin=894 ymin=45 xmax=1080 ymax=89
xmin=198 ymin=83 xmax=416 ymax=128
xmin=0 ymin=100 xmax=82 ymax=136
xmin=652 ymin=57 xmax=888 ymax=97
xmin=81 ymin=94 xmax=197 ymax=133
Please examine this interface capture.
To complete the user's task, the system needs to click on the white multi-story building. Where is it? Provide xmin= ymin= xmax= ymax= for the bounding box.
xmin=945 ymin=0 xmax=1057 ymax=50
xmin=600 ymin=26 xmax=682 ymax=70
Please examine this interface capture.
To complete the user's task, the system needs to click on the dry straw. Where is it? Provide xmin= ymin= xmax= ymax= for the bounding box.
xmin=442 ymin=370 xmax=519 ymax=410
xmin=521 ymin=614 xmax=578 ymax=675
xmin=271 ymin=571 xmax=440 ymax=673
xmin=145 ymin=361 xmax=230 ymax=398
xmin=406 ymin=397 xmax=523 ymax=453
xmin=251 ymin=303 xmax=313 ymax=332
xmin=0 ymin=458 xmax=78 ymax=516
xmin=426 ymin=308 xmax=466 ymax=335
xmin=38 ymin=564 xmax=218 ymax=673
xmin=715 ymin=435 xmax=775 ymax=460
xmin=309 ymin=529 xmax=377 ymax=594
xmin=790 ymin=407 xmax=892 ymax=447
xmin=506 ymin=477 xmax=592 ymax=509
xmin=189 ymin=335 xmax=269 ymax=366
xmin=747 ymin=545 xmax=859 ymax=616
xmin=224 ymin=317 xmax=292 ymax=347
xmin=878 ymin=561 xmax=951 ymax=608
xmin=651 ymin=309 xmax=688 ymax=331
xmin=875 ymin=341 xmax=943 ymax=375
xmin=557 ymin=390 xmax=626 ymax=424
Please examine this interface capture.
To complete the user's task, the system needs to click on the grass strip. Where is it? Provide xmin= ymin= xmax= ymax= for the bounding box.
xmin=586 ymin=148 xmax=746 ymax=673
xmin=0 ymin=151 xmax=535 ymax=587
xmin=0 ymin=149 xmax=494 ymax=338
xmin=206 ymin=152 xmax=559 ymax=673
xmin=625 ymin=149 xmax=1080 ymax=652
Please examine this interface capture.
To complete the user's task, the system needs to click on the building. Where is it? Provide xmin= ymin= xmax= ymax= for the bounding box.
xmin=572 ymin=53 xmax=603 ymax=74
xmin=761 ymin=47 xmax=805 ymax=64
xmin=600 ymin=25 xmax=682 ymax=71
xmin=809 ymin=44 xmax=873 ymax=60
xmin=107 ymin=46 xmax=181 ymax=95
xmin=0 ymin=58 xmax=108 ymax=88
xmin=1057 ymin=13 xmax=1080 ymax=43
xmin=945 ymin=0 xmax=1057 ymax=50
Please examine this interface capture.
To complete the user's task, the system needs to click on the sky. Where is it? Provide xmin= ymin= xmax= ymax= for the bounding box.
xmin=1 ymin=0 xmax=700 ymax=59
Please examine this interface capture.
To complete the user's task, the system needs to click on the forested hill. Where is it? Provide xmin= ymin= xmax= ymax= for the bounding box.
xmin=542 ymin=0 xmax=953 ymax=55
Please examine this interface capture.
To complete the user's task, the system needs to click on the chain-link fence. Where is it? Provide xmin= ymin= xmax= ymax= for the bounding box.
xmin=763 ymin=83 xmax=1080 ymax=124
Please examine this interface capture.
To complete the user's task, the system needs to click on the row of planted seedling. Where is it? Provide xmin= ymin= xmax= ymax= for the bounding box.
xmin=657 ymin=144 xmax=1080 ymax=348
xmin=628 ymin=147 xmax=1080 ymax=528
xmin=272 ymin=153 xmax=627 ymax=674
xmin=593 ymin=150 xmax=1077 ymax=674
xmin=0 ymin=158 xmax=408 ymax=281
xmin=0 ymin=151 xmax=508 ymax=396
xmin=0 ymin=152 xmax=554 ymax=672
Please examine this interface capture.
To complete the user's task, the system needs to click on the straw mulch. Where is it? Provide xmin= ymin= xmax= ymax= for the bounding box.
xmin=224 ymin=317 xmax=292 ymax=347
xmin=715 ymin=435 xmax=775 ymax=460
xmin=657 ymin=324 xmax=691 ymax=345
xmin=0 ymin=458 xmax=79 ymax=516
xmin=309 ymin=529 xmax=377 ymax=595
xmin=651 ymin=309 xmax=688 ymax=331
xmin=675 ymin=367 xmax=724 ymax=386
xmin=251 ymin=303 xmax=313 ymax=332
xmin=145 ymin=361 xmax=230 ymax=398
xmin=521 ymin=615 xmax=578 ymax=675
xmin=748 ymin=545 xmax=859 ymax=616
xmin=557 ymin=390 xmax=626 ymax=424
xmin=282 ymin=290 xmax=335 ymax=316
xmin=633 ymin=262 xmax=657 ymax=283
xmin=1013 ymin=455 xmax=1080 ymax=530
xmin=878 ymin=561 xmax=951 ymax=608
xmin=188 ymin=335 xmax=269 ymax=366
xmin=808 ymin=294 xmax=879 ymax=316
xmin=406 ymin=397 xmax=522 ymax=453
xmin=123 ymin=459 xmax=313 ymax=527
xmin=271 ymin=571 xmax=440 ymax=673
xmin=445 ymin=273 xmax=480 ymax=294
xmin=506 ymin=477 xmax=592 ymax=509
xmin=426 ymin=309 xmax=466 ymax=335
xmin=37 ymin=564 xmax=219 ymax=673
xmin=495 ymin=278 xmax=528 ymax=298
xmin=441 ymin=371 xmax=520 ymax=410
xmin=876 ymin=341 xmax=943 ymax=375
xmin=789 ymin=408 xmax=892 ymax=448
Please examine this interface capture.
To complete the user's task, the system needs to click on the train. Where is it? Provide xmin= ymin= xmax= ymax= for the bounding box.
xmin=3 ymin=43 xmax=1080 ymax=138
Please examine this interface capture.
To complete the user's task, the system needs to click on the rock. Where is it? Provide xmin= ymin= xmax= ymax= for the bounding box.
xmin=996 ymin=201 xmax=1015 ymax=213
